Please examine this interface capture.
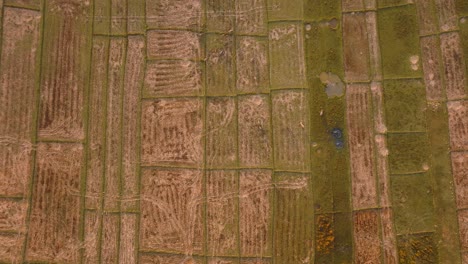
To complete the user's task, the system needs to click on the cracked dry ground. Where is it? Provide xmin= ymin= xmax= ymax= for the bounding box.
xmin=0 ymin=0 xmax=468 ymax=263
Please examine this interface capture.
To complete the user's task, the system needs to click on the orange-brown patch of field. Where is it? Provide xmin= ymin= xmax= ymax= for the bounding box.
xmin=141 ymin=98 xmax=204 ymax=167
xmin=0 ymin=142 xmax=33 ymax=197
xmin=119 ymin=213 xmax=138 ymax=263
xmin=146 ymin=0 xmax=202 ymax=30
xmin=0 ymin=7 xmax=41 ymax=197
xmin=85 ymin=36 xmax=109 ymax=210
xmin=101 ymin=214 xmax=119 ymax=263
xmin=451 ymin=152 xmax=468 ymax=209
xmin=147 ymin=30 xmax=202 ymax=60
xmin=121 ymin=35 xmax=145 ymax=211
xmin=240 ymin=259 xmax=271 ymax=264
xmin=315 ymin=214 xmax=334 ymax=255
xmin=208 ymin=257 xmax=238 ymax=264
xmin=38 ymin=0 xmax=92 ymax=141
xmin=239 ymin=170 xmax=272 ymax=257
xmin=380 ymin=208 xmax=398 ymax=263
xmin=104 ymin=37 xmax=126 ymax=212
xmin=144 ymin=60 xmax=203 ymax=97
xmin=374 ymin=134 xmax=392 ymax=208
xmin=140 ymin=168 xmax=203 ymax=254
xmin=447 ymin=101 xmax=468 ymax=151
xmin=238 ymin=95 xmax=272 ymax=168
xmin=370 ymin=82 xmax=387 ymax=134
xmin=458 ymin=209 xmax=468 ymax=252
xmin=440 ymin=33 xmax=467 ymax=100
xmin=140 ymin=254 xmax=203 ymax=264
xmin=0 ymin=199 xmax=27 ymax=232
xmin=346 ymin=84 xmax=378 ymax=209
xmin=353 ymin=210 xmax=381 ymax=263
xmin=0 ymin=233 xmax=24 ymax=263
xmin=83 ymin=210 xmax=99 ymax=263
xmin=26 ymin=143 xmax=83 ymax=263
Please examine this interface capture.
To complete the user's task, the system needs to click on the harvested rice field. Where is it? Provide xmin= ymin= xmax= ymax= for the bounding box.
xmin=0 ymin=0 xmax=467 ymax=263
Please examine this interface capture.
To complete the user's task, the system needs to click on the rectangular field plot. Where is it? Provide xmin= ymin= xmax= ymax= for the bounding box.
xmin=391 ymin=174 xmax=435 ymax=234
xmin=238 ymin=95 xmax=272 ymax=168
xmin=146 ymin=0 xmax=203 ymax=30
xmin=239 ymin=169 xmax=272 ymax=257
xmin=141 ymin=254 xmax=204 ymax=264
xmin=147 ymin=30 xmax=203 ymax=60
xmin=353 ymin=210 xmax=382 ymax=264
xmin=140 ymin=168 xmax=204 ymax=254
xmin=206 ymin=34 xmax=236 ymax=96
xmin=0 ymin=7 xmax=41 ymax=197
xmin=207 ymin=170 xmax=239 ymax=256
xmin=269 ymin=23 xmax=307 ymax=89
xmin=378 ymin=5 xmax=422 ymax=79
xmin=236 ymin=36 xmax=269 ymax=94
xmin=447 ymin=100 xmax=468 ymax=151
xmin=206 ymin=98 xmax=237 ymax=168
xmin=274 ymin=173 xmax=313 ymax=263
xmin=38 ymin=0 xmax=92 ymax=140
xmin=26 ymin=143 xmax=83 ymax=263
xmin=141 ymin=98 xmax=204 ymax=167
xmin=346 ymin=84 xmax=378 ymax=209
xmin=236 ymin=0 xmax=267 ymax=35
xmin=272 ymin=90 xmax=310 ymax=171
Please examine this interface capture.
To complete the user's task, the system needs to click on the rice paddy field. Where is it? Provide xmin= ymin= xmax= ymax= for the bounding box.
xmin=0 ymin=0 xmax=467 ymax=263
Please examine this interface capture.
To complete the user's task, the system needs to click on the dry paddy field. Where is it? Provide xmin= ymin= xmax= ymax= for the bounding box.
xmin=0 ymin=0 xmax=467 ymax=263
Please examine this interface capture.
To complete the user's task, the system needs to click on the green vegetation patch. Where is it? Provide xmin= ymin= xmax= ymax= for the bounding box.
xmin=332 ymin=212 xmax=353 ymax=263
xmin=304 ymin=0 xmax=341 ymax=21
xmin=267 ymin=0 xmax=304 ymax=21
xmin=384 ymin=79 xmax=427 ymax=132
xmin=305 ymin=21 xmax=344 ymax=78
xmin=456 ymin=0 xmax=468 ymax=16
xmin=391 ymin=174 xmax=436 ymax=234
xmin=387 ymin=133 xmax=429 ymax=174
xmin=426 ymin=103 xmax=462 ymax=263
xmin=378 ymin=0 xmax=411 ymax=9
xmin=94 ymin=0 xmax=111 ymax=35
xmin=378 ymin=5 xmax=422 ymax=79
xmin=306 ymin=20 xmax=350 ymax=214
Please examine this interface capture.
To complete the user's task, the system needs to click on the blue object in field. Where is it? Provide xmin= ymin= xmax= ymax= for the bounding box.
xmin=331 ymin=128 xmax=344 ymax=149
xmin=331 ymin=128 xmax=343 ymax=139
xmin=335 ymin=139 xmax=344 ymax=149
